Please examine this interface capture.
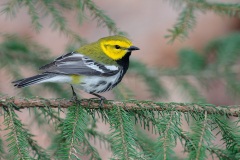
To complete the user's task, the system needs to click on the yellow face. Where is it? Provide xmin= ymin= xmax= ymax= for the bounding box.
xmin=100 ymin=36 xmax=137 ymax=60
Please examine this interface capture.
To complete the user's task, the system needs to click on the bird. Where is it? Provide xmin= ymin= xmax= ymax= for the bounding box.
xmin=12 ymin=35 xmax=140 ymax=103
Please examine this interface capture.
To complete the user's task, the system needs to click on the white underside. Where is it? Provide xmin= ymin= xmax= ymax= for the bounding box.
xmin=74 ymin=71 xmax=122 ymax=93
xmin=37 ymin=72 xmax=121 ymax=93
xmin=39 ymin=75 xmax=72 ymax=83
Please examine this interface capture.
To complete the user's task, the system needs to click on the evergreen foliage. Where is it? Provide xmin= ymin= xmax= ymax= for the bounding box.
xmin=53 ymin=105 xmax=101 ymax=160
xmin=166 ymin=0 xmax=240 ymax=42
xmin=153 ymin=111 xmax=180 ymax=160
xmin=0 ymin=0 xmax=240 ymax=159
xmin=129 ymin=61 xmax=168 ymax=98
xmin=0 ymin=136 xmax=5 ymax=159
xmin=4 ymin=104 xmax=50 ymax=159
xmin=107 ymin=106 xmax=143 ymax=159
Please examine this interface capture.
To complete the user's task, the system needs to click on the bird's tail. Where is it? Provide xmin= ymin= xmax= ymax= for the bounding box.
xmin=12 ymin=73 xmax=55 ymax=88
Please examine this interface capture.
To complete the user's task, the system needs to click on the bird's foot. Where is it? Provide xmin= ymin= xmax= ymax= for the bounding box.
xmin=89 ymin=96 xmax=106 ymax=108
xmin=99 ymin=97 xmax=106 ymax=108
xmin=70 ymin=85 xmax=81 ymax=105
xmin=70 ymin=95 xmax=81 ymax=105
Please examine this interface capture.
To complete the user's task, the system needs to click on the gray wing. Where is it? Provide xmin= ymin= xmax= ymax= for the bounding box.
xmin=39 ymin=52 xmax=120 ymax=76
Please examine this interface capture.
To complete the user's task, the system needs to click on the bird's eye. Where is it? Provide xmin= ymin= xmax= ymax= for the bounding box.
xmin=115 ymin=45 xmax=121 ymax=49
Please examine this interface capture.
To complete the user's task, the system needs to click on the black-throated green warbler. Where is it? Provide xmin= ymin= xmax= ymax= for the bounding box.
xmin=13 ymin=36 xmax=140 ymax=101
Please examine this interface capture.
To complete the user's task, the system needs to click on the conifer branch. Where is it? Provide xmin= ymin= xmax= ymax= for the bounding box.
xmin=116 ymin=107 xmax=129 ymax=159
xmin=68 ymin=106 xmax=80 ymax=159
xmin=4 ymin=106 xmax=32 ymax=159
xmin=166 ymin=4 xmax=195 ymax=42
xmin=8 ymin=109 xmax=25 ymax=158
xmin=166 ymin=0 xmax=240 ymax=42
xmin=107 ymin=106 xmax=143 ymax=159
xmin=82 ymin=0 xmax=125 ymax=35
xmin=196 ymin=111 xmax=208 ymax=160
xmin=184 ymin=0 xmax=240 ymax=17
xmin=162 ymin=112 xmax=173 ymax=160
xmin=0 ymin=97 xmax=239 ymax=117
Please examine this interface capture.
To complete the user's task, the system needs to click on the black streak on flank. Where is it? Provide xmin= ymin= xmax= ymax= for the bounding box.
xmin=95 ymin=80 xmax=107 ymax=87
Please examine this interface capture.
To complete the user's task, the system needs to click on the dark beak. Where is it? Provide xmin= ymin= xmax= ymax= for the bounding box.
xmin=128 ymin=46 xmax=140 ymax=51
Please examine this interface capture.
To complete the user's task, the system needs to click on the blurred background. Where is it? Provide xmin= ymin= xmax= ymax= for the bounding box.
xmin=0 ymin=0 xmax=240 ymax=159
xmin=1 ymin=0 xmax=239 ymax=102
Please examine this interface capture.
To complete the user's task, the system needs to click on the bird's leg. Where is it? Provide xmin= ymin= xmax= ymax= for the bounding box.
xmin=70 ymin=85 xmax=80 ymax=103
xmin=89 ymin=92 xmax=106 ymax=107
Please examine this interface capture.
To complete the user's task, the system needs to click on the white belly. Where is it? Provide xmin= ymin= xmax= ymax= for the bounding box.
xmin=73 ymin=71 xmax=122 ymax=93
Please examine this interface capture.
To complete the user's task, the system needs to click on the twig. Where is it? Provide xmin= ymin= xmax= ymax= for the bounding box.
xmin=0 ymin=97 xmax=239 ymax=117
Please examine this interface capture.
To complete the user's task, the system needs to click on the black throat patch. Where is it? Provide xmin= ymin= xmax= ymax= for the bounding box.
xmin=116 ymin=52 xmax=131 ymax=75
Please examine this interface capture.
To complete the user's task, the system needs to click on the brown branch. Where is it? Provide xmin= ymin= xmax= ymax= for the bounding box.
xmin=0 ymin=96 xmax=240 ymax=117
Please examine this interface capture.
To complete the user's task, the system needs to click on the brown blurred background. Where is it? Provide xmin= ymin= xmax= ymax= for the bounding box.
xmin=0 ymin=0 xmax=240 ymax=159
xmin=1 ymin=1 xmax=240 ymax=99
